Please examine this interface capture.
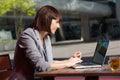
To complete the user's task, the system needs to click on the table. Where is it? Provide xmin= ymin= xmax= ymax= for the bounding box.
xmin=35 ymin=65 xmax=120 ymax=80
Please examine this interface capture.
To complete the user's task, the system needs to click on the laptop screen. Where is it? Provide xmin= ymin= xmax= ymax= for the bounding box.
xmin=92 ymin=40 xmax=109 ymax=65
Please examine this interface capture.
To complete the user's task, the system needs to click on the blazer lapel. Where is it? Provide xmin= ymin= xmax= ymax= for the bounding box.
xmin=34 ymin=29 xmax=48 ymax=61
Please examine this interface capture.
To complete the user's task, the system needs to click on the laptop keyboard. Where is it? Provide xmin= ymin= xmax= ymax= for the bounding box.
xmin=79 ymin=62 xmax=99 ymax=66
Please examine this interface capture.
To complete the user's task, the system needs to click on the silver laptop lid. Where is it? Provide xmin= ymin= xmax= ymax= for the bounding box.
xmin=92 ymin=40 xmax=109 ymax=65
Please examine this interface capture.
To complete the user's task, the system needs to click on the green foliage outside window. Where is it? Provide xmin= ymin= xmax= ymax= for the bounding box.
xmin=0 ymin=0 xmax=36 ymax=38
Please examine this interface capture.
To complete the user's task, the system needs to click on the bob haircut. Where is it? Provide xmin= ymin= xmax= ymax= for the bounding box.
xmin=30 ymin=5 xmax=62 ymax=34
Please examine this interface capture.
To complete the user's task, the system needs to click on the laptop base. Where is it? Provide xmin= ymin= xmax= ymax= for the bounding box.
xmin=72 ymin=63 xmax=102 ymax=69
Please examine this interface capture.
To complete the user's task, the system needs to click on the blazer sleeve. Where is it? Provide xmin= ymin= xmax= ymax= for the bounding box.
xmin=18 ymin=33 xmax=51 ymax=72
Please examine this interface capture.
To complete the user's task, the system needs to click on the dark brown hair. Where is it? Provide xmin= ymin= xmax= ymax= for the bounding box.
xmin=30 ymin=5 xmax=62 ymax=34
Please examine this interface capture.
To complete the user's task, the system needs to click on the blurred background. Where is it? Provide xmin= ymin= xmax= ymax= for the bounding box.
xmin=0 ymin=0 xmax=120 ymax=58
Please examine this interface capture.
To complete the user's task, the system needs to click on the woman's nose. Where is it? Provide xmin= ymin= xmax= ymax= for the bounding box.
xmin=57 ymin=24 xmax=60 ymax=28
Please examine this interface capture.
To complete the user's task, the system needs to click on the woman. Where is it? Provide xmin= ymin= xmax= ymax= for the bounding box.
xmin=9 ymin=5 xmax=82 ymax=80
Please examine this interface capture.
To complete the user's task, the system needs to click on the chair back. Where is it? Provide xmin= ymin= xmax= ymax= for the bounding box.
xmin=0 ymin=54 xmax=12 ymax=80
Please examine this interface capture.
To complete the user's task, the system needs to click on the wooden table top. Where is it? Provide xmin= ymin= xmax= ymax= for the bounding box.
xmin=35 ymin=65 xmax=120 ymax=77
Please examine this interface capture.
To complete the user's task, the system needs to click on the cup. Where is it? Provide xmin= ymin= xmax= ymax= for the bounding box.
xmin=108 ymin=56 xmax=120 ymax=72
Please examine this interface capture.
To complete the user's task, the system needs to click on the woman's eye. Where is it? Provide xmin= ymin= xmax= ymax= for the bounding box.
xmin=56 ymin=21 xmax=59 ymax=23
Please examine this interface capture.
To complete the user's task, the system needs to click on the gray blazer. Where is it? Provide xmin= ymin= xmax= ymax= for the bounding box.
xmin=9 ymin=28 xmax=53 ymax=80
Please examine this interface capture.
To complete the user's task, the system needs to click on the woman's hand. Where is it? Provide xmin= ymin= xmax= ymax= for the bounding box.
xmin=67 ymin=51 xmax=82 ymax=67
xmin=66 ymin=51 xmax=82 ymax=67
xmin=73 ymin=51 xmax=82 ymax=59
xmin=51 ymin=51 xmax=83 ymax=69
xmin=66 ymin=57 xmax=82 ymax=67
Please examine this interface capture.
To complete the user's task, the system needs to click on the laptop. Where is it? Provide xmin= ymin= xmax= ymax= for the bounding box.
xmin=72 ymin=40 xmax=109 ymax=69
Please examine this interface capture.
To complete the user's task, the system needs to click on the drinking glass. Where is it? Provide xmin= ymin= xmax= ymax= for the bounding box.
xmin=108 ymin=56 xmax=120 ymax=72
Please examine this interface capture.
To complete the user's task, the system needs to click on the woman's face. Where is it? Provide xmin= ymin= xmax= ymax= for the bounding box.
xmin=50 ymin=19 xmax=60 ymax=34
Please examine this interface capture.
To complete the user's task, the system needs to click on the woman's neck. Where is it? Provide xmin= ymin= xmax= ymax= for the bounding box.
xmin=39 ymin=31 xmax=48 ymax=44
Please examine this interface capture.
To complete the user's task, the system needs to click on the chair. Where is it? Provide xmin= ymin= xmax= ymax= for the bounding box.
xmin=0 ymin=54 xmax=12 ymax=80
